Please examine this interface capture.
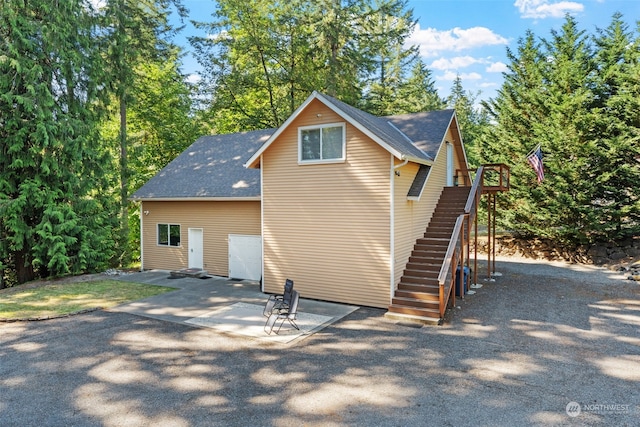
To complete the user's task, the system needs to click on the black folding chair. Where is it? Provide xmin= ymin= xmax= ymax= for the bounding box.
xmin=264 ymin=290 xmax=300 ymax=335
xmin=263 ymin=279 xmax=294 ymax=317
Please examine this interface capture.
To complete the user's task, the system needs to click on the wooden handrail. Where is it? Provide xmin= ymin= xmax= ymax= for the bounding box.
xmin=437 ymin=166 xmax=485 ymax=317
xmin=437 ymin=215 xmax=466 ymax=285
xmin=464 ymin=166 xmax=484 ymax=214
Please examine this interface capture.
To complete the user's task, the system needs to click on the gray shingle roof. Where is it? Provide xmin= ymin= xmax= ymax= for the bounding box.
xmin=386 ymin=109 xmax=456 ymax=159
xmin=321 ymin=94 xmax=435 ymax=162
xmin=132 ymin=93 xmax=457 ymax=201
xmin=130 ymin=129 xmax=273 ymax=200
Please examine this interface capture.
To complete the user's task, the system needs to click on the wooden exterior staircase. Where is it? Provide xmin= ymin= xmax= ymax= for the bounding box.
xmin=387 ymin=187 xmax=469 ymax=323
xmin=386 ymin=164 xmax=510 ymax=325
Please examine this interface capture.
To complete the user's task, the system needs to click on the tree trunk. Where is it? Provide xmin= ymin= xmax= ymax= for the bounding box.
xmin=119 ymin=92 xmax=130 ymax=266
xmin=15 ymin=250 xmax=36 ymax=284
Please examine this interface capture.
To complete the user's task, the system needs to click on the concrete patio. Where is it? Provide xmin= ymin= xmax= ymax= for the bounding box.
xmin=110 ymin=271 xmax=358 ymax=343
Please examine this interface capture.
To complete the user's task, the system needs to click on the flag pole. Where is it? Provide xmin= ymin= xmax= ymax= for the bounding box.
xmin=526 ymin=144 xmax=541 ymax=158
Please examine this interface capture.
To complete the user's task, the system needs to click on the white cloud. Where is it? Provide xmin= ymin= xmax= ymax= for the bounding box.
xmin=185 ymin=74 xmax=201 ymax=84
xmin=430 ymin=56 xmax=482 ymax=71
xmin=514 ymin=0 xmax=584 ymax=19
xmin=486 ymin=62 xmax=508 ymax=73
xmin=407 ymin=25 xmax=508 ymax=57
xmin=440 ymin=71 xmax=483 ymax=81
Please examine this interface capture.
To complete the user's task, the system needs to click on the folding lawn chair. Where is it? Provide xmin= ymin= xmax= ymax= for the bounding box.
xmin=264 ymin=290 xmax=300 ymax=335
xmin=262 ymin=278 xmax=294 ymax=317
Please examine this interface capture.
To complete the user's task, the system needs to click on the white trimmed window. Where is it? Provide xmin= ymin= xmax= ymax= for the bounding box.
xmin=157 ymin=224 xmax=181 ymax=247
xmin=299 ymin=123 xmax=345 ymax=163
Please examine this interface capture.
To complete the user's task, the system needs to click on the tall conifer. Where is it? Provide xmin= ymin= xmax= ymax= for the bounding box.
xmin=0 ymin=0 xmax=116 ymax=284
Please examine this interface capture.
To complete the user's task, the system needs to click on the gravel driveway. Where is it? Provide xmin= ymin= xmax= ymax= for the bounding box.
xmin=1 ymin=256 xmax=638 ymax=427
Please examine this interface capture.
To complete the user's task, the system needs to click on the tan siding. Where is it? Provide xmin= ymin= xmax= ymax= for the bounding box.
xmin=392 ymin=161 xmax=418 ymax=290
xmin=140 ymin=201 xmax=260 ymax=276
xmin=392 ymin=129 xmax=453 ymax=287
xmin=262 ymin=99 xmax=391 ymax=308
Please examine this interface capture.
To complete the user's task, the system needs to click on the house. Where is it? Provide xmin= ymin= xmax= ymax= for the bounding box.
xmin=131 ymin=91 xmax=500 ymax=323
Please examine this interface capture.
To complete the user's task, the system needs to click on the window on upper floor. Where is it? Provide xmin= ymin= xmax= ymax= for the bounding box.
xmin=299 ymin=123 xmax=345 ymax=163
xmin=157 ymin=223 xmax=181 ymax=247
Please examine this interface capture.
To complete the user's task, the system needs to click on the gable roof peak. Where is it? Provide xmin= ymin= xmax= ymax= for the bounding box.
xmin=245 ymin=91 xmax=441 ymax=168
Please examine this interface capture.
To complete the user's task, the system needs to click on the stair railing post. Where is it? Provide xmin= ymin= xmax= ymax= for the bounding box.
xmin=487 ymin=191 xmax=492 ymax=278
xmin=473 ymin=191 xmax=478 ymax=286
xmin=492 ymin=193 xmax=497 ymax=274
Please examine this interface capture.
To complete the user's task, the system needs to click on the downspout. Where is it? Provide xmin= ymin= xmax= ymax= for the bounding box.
xmin=394 ymin=158 xmax=409 ymax=172
xmin=259 ymin=154 xmax=265 ymax=293
xmin=390 ymin=156 xmax=407 ymax=302
xmin=139 ymin=202 xmax=144 ymax=271
xmin=390 ymin=155 xmax=396 ymax=302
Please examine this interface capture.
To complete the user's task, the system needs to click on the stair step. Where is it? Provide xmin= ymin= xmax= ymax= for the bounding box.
xmin=436 ymin=200 xmax=466 ymax=206
xmin=425 ymin=221 xmax=456 ymax=232
xmin=411 ymin=248 xmax=445 ymax=257
xmin=395 ymin=289 xmax=439 ymax=301
xmin=398 ymin=279 xmax=439 ymax=289
xmin=387 ymin=304 xmax=441 ymax=319
xmin=409 ymin=253 xmax=444 ymax=265
xmin=432 ymin=213 xmax=463 ymax=220
xmin=423 ymin=231 xmax=452 ymax=239
xmin=391 ymin=297 xmax=440 ymax=310
xmin=400 ymin=267 xmax=440 ymax=285
xmin=416 ymin=238 xmax=449 ymax=247
xmin=404 ymin=262 xmax=442 ymax=277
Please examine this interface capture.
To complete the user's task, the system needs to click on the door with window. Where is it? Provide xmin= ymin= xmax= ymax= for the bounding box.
xmin=188 ymin=228 xmax=204 ymax=269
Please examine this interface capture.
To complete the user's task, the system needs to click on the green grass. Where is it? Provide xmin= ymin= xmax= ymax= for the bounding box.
xmin=0 ymin=280 xmax=174 ymax=320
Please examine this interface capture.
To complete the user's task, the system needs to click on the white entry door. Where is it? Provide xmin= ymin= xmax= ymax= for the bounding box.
xmin=446 ymin=142 xmax=454 ymax=186
xmin=228 ymin=234 xmax=262 ymax=281
xmin=188 ymin=228 xmax=204 ymax=269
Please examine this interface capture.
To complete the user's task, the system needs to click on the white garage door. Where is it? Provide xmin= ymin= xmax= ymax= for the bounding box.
xmin=228 ymin=234 xmax=262 ymax=281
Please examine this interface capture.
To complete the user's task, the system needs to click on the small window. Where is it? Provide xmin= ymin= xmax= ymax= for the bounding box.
xmin=158 ymin=224 xmax=181 ymax=247
xmin=299 ymin=123 xmax=345 ymax=163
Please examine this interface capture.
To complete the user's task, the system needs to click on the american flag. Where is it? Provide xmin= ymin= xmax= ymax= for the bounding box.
xmin=527 ymin=146 xmax=544 ymax=183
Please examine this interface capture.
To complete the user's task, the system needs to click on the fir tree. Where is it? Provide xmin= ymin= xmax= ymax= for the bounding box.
xmin=0 ymin=0 xmax=116 ymax=284
xmin=588 ymin=13 xmax=640 ymax=240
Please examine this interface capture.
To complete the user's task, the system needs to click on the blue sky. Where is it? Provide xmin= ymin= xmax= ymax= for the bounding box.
xmin=175 ymin=0 xmax=639 ymax=102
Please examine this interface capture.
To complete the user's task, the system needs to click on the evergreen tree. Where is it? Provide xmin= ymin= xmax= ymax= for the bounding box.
xmin=536 ymin=16 xmax=595 ymax=243
xmin=192 ymin=0 xmax=420 ymax=131
xmin=588 ymin=13 xmax=640 ymax=240
xmin=481 ymin=30 xmax=547 ymax=233
xmin=0 ymin=0 xmax=116 ymax=285
xmin=395 ymin=59 xmax=445 ymax=113
xmin=100 ymin=0 xmax=185 ymax=264
xmin=192 ymin=0 xmax=311 ymax=132
xmin=447 ymin=75 xmax=487 ymax=168
xmin=482 ymin=14 xmax=639 ymax=245
xmin=360 ymin=0 xmax=418 ymax=116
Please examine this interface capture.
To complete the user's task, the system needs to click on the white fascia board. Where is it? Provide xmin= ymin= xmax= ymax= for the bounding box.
xmin=403 ymin=155 xmax=433 ymax=166
xmin=244 ymin=91 xmax=321 ymax=168
xmin=449 ymin=111 xmax=470 ymax=173
xmin=313 ymin=92 xmax=408 ymax=161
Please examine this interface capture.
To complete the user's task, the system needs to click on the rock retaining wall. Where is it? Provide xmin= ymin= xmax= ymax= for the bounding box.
xmin=476 ymin=235 xmax=640 ymax=280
